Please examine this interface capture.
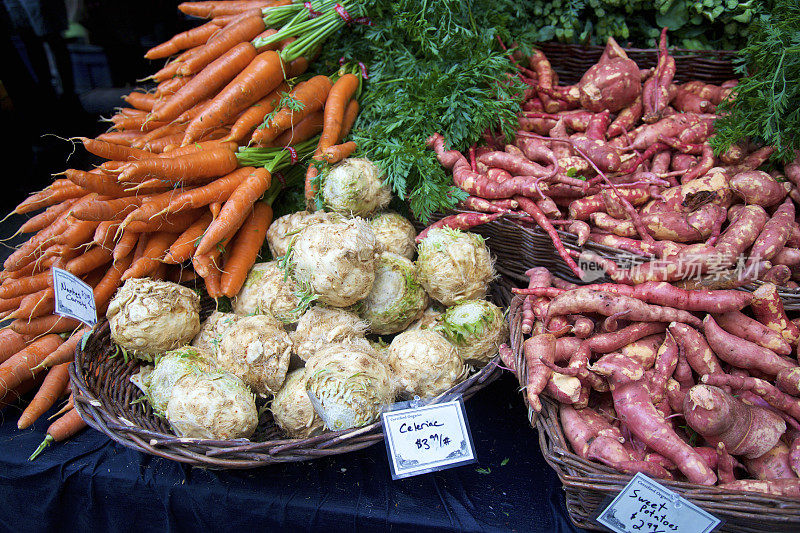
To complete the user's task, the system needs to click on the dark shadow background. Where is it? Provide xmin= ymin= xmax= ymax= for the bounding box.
xmin=0 ymin=0 xmax=194 ymax=211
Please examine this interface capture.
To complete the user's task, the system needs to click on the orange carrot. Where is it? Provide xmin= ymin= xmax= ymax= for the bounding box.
xmin=17 ymin=362 xmax=71 ymax=429
xmin=0 ymin=334 xmax=62 ymax=397
xmin=63 ymin=169 xmax=142 ymax=199
xmin=121 ymin=231 xmax=178 ymax=280
xmin=129 ymin=167 xmax=252 ymax=225
xmin=222 ymin=83 xmax=287 ymax=142
xmin=126 ymin=208 xmax=205 ymax=234
xmin=251 ymin=75 xmax=333 ymax=144
xmin=11 ymin=287 xmax=53 ymax=320
xmin=145 ymin=20 xmax=223 ymax=59
xmin=304 ymin=156 xmax=321 ymax=203
xmin=0 ymin=375 xmax=42 ymax=410
xmin=193 ymin=252 xmax=223 ymax=295
xmin=177 ymin=14 xmax=265 ymax=76
xmin=123 ymin=92 xmax=157 ymax=111
xmin=195 ymin=167 xmax=271 ymax=255
xmin=179 ymin=0 xmax=285 ymax=18
xmin=69 ymin=193 xmax=144 ymax=220
xmin=0 ymin=330 xmax=31 ymax=365
xmin=18 ymin=199 xmax=77 ymax=235
xmin=131 ymin=123 xmax=187 ymax=149
xmin=158 ymin=139 xmax=237 ymax=158
xmin=132 ymin=233 xmax=149 ymax=262
xmin=272 ymin=109 xmax=324 ymax=146
xmin=154 ymin=76 xmax=192 ymax=100
xmin=29 ymin=408 xmax=87 ymax=461
xmin=54 ymin=219 xmax=99 ymax=248
xmin=65 ymin=246 xmax=112 ymax=276
xmin=36 ymin=328 xmax=87 ymax=370
xmin=221 ymin=202 xmax=272 ymax=296
xmin=4 ymin=218 xmax=71 ymax=271
xmin=322 ymin=141 xmax=357 ymax=164
xmin=113 ymin=231 xmax=139 ymax=262
xmin=13 ymin=184 xmax=89 ymax=214
xmin=209 ymin=201 xmax=222 ymax=220
xmin=94 ymin=253 xmax=133 ymax=315
xmin=116 ymin=147 xmax=239 ymax=185
xmin=95 ymin=131 xmax=144 ymax=147
xmin=319 ymin=73 xmax=359 ymax=151
xmin=49 ymin=392 xmax=74 ymax=419
xmin=141 ymin=133 xmax=188 ymax=153
xmin=109 ymin=115 xmax=168 ymax=132
xmin=150 ymin=60 xmax=185 ymax=84
xmin=150 ymin=42 xmax=259 ymax=123
xmin=182 ymin=49 xmax=285 ymax=144
xmin=164 ymin=211 xmax=213 ymax=264
xmin=78 ymin=137 xmax=155 ymax=162
xmin=0 ymin=270 xmax=52 ymax=299
xmin=338 ymin=98 xmax=359 ymax=141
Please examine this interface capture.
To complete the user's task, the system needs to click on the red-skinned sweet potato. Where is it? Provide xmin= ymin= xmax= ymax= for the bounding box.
xmin=703 ymin=315 xmax=794 ymax=376
xmin=578 ymin=56 xmax=642 ymax=113
xmin=592 ymin=355 xmax=717 ymax=484
xmin=712 ymin=311 xmax=793 ymax=355
xmin=730 ymin=170 xmax=789 ymax=207
xmin=744 ymin=442 xmax=797 ymax=480
xmin=718 ymin=479 xmax=800 ymax=499
xmin=684 ymin=384 xmax=786 ymax=459
xmin=751 ymin=283 xmax=800 ymax=345
xmin=668 ymin=322 xmax=725 ymax=377
xmin=524 ymin=333 xmax=557 ymax=412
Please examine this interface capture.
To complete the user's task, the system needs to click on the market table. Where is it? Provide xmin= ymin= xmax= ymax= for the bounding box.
xmin=0 ymin=372 xmax=587 ymax=533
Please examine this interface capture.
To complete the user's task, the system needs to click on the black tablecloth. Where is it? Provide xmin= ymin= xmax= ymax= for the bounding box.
xmin=0 ymin=373 xmax=588 ymax=533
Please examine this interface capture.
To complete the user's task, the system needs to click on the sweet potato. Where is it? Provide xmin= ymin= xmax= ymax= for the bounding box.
xmin=762 ymin=265 xmax=792 ymax=286
xmin=559 ymin=404 xmax=594 ymax=458
xmin=715 ymin=205 xmax=769 ymax=268
xmin=671 ymin=86 xmax=714 ymax=114
xmin=750 ymin=198 xmax=795 ymax=263
xmin=751 ymin=283 xmax=800 ymax=345
xmin=546 ymin=372 xmax=584 ymax=405
xmin=619 ymin=334 xmax=664 ymax=369
xmin=607 ymin=95 xmax=643 ymax=138
xmin=701 ymin=373 xmax=800 ymax=421
xmin=684 ymin=384 xmax=786 ymax=459
xmin=743 ymin=441 xmax=797 ymax=480
xmin=773 ymin=247 xmax=800 ymax=267
xmin=650 ymin=331 xmax=678 ymax=403
xmin=730 ymin=170 xmax=789 ymax=207
xmin=577 ymin=55 xmax=642 ymax=113
xmin=588 ymin=435 xmax=674 ymax=480
xmin=546 ymin=288 xmax=701 ymax=327
xmin=703 ymin=315 xmax=794 ymax=377
xmin=712 ymin=311 xmax=793 ymax=356
xmin=569 ymin=187 xmax=649 ymax=219
xmin=641 ymin=29 xmax=675 ymax=124
xmin=524 ymin=333 xmax=557 ymax=412
xmin=592 ymin=355 xmax=717 ymax=484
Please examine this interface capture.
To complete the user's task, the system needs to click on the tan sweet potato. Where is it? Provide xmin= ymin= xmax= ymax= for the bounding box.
xmin=685 ymin=384 xmax=786 ymax=459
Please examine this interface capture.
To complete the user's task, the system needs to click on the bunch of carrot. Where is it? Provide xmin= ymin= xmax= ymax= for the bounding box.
xmin=502 ymin=266 xmax=800 ymax=498
xmin=0 ymin=0 xmax=365 ymax=457
xmin=424 ymin=30 xmax=800 ymax=291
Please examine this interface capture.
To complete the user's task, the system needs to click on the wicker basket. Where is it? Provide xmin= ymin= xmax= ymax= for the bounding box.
xmin=536 ymin=42 xmax=738 ymax=86
xmin=506 ymin=295 xmax=800 ymax=532
xmin=69 ymin=279 xmax=514 ymax=468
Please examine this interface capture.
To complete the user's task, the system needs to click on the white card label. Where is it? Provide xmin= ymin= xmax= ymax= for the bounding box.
xmin=52 ymin=267 xmax=97 ymax=326
xmin=597 ymin=473 xmax=720 ymax=533
xmin=382 ymin=396 xmax=476 ymax=479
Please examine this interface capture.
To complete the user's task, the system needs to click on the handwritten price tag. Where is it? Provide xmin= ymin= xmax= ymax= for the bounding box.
xmin=597 ymin=473 xmax=720 ymax=533
xmin=52 ymin=267 xmax=97 ymax=326
xmin=382 ymin=396 xmax=476 ymax=480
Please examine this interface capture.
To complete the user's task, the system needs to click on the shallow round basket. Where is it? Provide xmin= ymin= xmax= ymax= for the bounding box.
xmin=69 ymin=280 xmax=513 ymax=469
xmin=506 ymin=295 xmax=800 ymax=532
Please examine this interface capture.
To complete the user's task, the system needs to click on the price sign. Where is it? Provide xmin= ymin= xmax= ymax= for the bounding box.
xmin=52 ymin=267 xmax=97 ymax=326
xmin=382 ymin=396 xmax=476 ymax=480
xmin=597 ymin=473 xmax=720 ymax=533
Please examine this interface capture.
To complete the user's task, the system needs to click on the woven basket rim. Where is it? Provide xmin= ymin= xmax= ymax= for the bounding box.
xmin=506 ymin=294 xmax=800 ymax=530
xmin=70 ymin=282 xmax=512 ymax=468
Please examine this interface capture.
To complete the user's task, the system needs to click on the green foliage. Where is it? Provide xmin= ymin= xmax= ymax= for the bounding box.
xmin=518 ymin=0 xmax=762 ymax=49
xmin=318 ymin=0 xmax=536 ymax=221
xmin=711 ymin=0 xmax=800 ymax=162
